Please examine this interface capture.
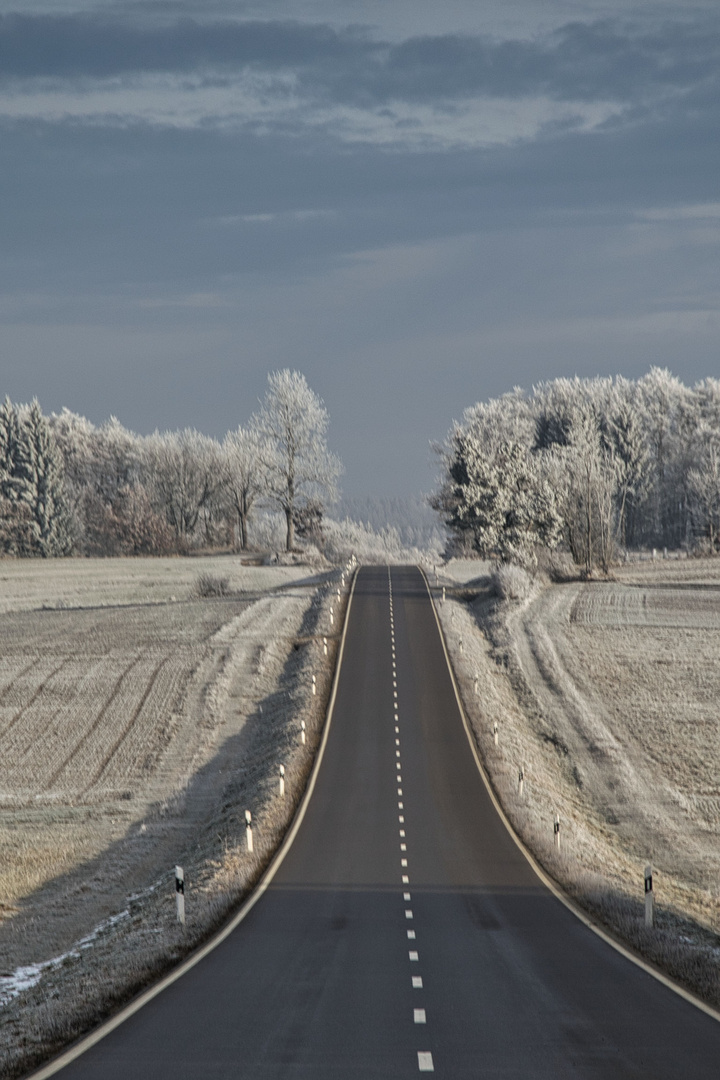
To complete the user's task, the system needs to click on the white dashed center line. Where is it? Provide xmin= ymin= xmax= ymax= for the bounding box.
xmin=389 ymin=574 xmax=435 ymax=1077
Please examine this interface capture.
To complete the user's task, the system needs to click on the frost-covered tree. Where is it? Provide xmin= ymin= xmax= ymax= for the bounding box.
xmin=557 ymin=410 xmax=618 ymax=575
xmin=144 ymin=429 xmax=222 ymax=544
xmin=221 ymin=424 xmax=266 ymax=550
xmin=0 ymin=395 xmax=21 ymax=502
xmin=605 ymin=380 xmax=649 ymax=548
xmin=688 ymin=434 xmax=720 ymax=550
xmin=256 ymin=370 xmax=342 ymax=551
xmin=439 ymin=432 xmax=561 ymax=568
xmin=14 ymin=400 xmax=73 ymax=556
xmin=0 ymin=397 xmax=34 ymax=554
xmin=637 ymin=368 xmax=686 ymax=544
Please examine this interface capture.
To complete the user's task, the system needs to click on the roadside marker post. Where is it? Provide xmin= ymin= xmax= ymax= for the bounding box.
xmin=245 ymin=810 xmax=253 ymax=853
xmin=175 ymin=866 xmax=185 ymax=927
xmin=323 ymin=636 xmax=328 ymax=656
xmin=442 ymin=587 xmax=445 ymax=602
xmin=645 ymin=865 xmax=654 ymax=928
xmin=518 ymin=766 xmax=524 ymax=798
xmin=312 ymin=674 xmax=316 ymax=696
xmin=554 ymin=814 xmax=560 ymax=850
xmin=279 ymin=763 xmax=285 ymax=798
xmin=301 ymin=720 xmax=306 ymax=745
xmin=459 ymin=636 xmax=464 ymax=654
xmin=330 ymin=606 xmax=334 ymax=626
xmin=493 ymin=720 xmax=498 ymax=746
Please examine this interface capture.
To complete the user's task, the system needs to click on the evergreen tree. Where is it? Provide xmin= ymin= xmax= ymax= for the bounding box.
xmin=0 ymin=395 xmax=21 ymax=502
xmin=15 ymin=400 xmax=73 ymax=556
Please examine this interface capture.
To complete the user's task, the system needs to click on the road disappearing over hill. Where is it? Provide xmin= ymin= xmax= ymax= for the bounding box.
xmin=40 ymin=565 xmax=720 ymax=1078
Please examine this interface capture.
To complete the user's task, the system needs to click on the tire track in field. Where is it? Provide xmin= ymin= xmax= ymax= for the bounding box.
xmin=46 ymin=655 xmax=145 ymax=791
xmin=0 ymin=657 xmax=44 ymax=707
xmin=6 ymin=660 xmax=104 ymax=782
xmin=0 ymin=659 xmax=68 ymax=742
xmin=80 ymin=656 xmax=169 ymax=796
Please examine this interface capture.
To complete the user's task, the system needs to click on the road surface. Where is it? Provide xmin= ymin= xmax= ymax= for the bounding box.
xmin=41 ymin=565 xmax=720 ymax=1077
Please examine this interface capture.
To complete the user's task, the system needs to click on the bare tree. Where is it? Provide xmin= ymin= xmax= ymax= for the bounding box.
xmin=144 ymin=429 xmax=222 ymax=545
xmin=222 ymin=424 xmax=266 ymax=551
xmin=256 ymin=370 xmax=342 ymax=551
xmin=688 ymin=435 xmax=720 ymax=550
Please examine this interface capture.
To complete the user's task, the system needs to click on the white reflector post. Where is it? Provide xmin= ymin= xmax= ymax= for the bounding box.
xmin=645 ymin=864 xmax=654 ymax=928
xmin=175 ymin=866 xmax=185 ymax=926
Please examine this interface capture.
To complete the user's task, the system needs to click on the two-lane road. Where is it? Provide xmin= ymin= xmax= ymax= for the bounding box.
xmin=39 ymin=565 xmax=720 ymax=1077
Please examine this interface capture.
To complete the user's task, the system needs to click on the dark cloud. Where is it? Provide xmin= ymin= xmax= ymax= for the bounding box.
xmin=0 ymin=13 xmax=373 ymax=79
xmin=0 ymin=12 xmax=719 ymax=107
xmin=1 ymin=75 xmax=719 ymax=300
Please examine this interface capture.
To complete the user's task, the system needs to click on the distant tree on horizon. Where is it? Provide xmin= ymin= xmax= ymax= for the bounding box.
xmin=256 ymin=370 xmax=342 ymax=552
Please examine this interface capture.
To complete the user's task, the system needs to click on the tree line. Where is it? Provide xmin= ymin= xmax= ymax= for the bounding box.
xmin=432 ymin=368 xmax=720 ymax=574
xmin=0 ymin=371 xmax=341 ymax=558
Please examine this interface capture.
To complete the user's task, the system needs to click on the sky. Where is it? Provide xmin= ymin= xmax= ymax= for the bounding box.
xmin=1 ymin=0 xmax=719 ymax=497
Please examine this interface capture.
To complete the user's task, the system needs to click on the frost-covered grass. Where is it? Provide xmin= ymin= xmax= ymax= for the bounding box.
xmin=0 ymin=556 xmax=351 ymax=1079
xmin=437 ymin=557 xmax=492 ymax=586
xmin=436 ymin=558 xmax=720 ymax=1010
xmin=0 ymin=555 xmax=318 ymax=614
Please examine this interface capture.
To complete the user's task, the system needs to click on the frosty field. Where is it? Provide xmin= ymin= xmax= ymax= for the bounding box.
xmin=439 ymin=556 xmax=720 ymax=1006
xmin=0 ymin=555 xmax=342 ymax=1077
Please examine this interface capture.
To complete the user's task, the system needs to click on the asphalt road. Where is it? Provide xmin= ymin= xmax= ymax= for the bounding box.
xmin=44 ymin=565 xmax=720 ymax=1078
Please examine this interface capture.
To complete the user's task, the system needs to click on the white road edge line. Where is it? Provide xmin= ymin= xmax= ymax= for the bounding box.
xmin=27 ymin=568 xmax=362 ymax=1080
xmin=418 ymin=565 xmax=720 ymax=1026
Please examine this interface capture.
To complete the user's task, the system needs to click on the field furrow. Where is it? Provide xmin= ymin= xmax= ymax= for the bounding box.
xmin=89 ymin=650 xmax=199 ymax=795
xmin=51 ymin=653 xmax=167 ymax=798
xmin=0 ymin=658 xmax=67 ymax=742
xmin=40 ymin=657 xmax=142 ymax=793
xmin=0 ymin=657 xmax=44 ymax=706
